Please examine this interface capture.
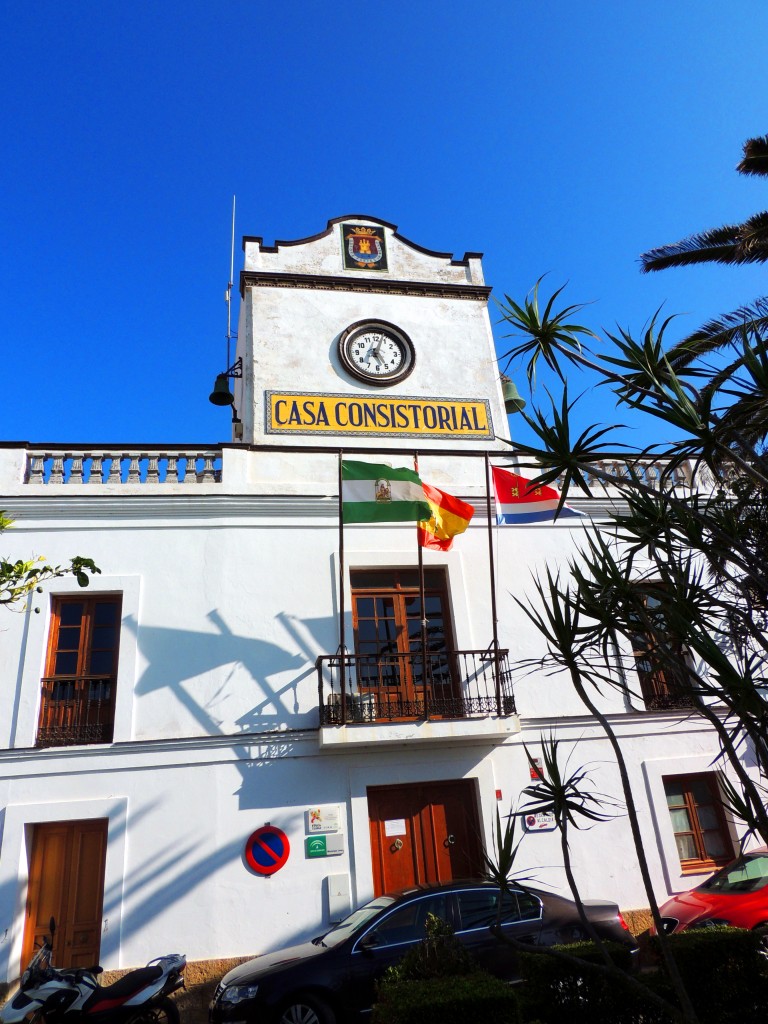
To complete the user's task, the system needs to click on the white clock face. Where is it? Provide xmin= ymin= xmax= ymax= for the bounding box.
xmin=338 ymin=321 xmax=415 ymax=386
xmin=350 ymin=330 xmax=404 ymax=377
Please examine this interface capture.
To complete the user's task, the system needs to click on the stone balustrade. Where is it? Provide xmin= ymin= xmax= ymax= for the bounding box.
xmin=18 ymin=446 xmax=698 ymax=492
xmin=555 ymin=458 xmax=695 ymax=491
xmin=24 ymin=448 xmax=223 ymax=485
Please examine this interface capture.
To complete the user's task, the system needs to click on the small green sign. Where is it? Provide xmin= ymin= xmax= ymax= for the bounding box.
xmin=306 ymin=836 xmax=327 ymax=858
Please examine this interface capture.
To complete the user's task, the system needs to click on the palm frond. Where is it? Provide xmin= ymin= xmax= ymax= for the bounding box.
xmin=737 ymin=212 xmax=768 ymax=261
xmin=521 ymin=737 xmax=620 ymax=830
xmin=641 ymin=224 xmax=747 ymax=272
xmin=737 ymin=135 xmax=768 ymax=177
xmin=666 ymin=298 xmax=768 ymax=371
xmin=641 ymin=214 xmax=768 ymax=272
xmin=482 ymin=808 xmax=528 ymax=890
xmin=496 ymin=278 xmax=598 ymax=388
xmin=509 ymin=385 xmax=624 ymax=504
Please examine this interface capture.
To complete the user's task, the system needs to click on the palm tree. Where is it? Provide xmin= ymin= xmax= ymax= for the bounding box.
xmin=640 ymin=136 xmax=768 ymax=371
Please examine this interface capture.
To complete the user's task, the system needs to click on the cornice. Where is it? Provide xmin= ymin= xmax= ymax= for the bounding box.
xmin=240 ymin=270 xmax=491 ymax=301
xmin=0 ymin=493 xmax=337 ymax=522
xmin=1 ymin=492 xmax=616 ymax=524
xmin=0 ymin=728 xmax=319 ymax=775
xmin=521 ymin=707 xmax=725 ymax=737
xmin=243 ymin=215 xmax=483 ymax=267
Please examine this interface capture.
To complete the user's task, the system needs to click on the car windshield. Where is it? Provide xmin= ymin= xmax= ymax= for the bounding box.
xmin=317 ymin=896 xmax=396 ymax=948
xmin=698 ymin=852 xmax=768 ymax=894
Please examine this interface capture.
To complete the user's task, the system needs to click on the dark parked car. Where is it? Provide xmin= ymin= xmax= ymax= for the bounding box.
xmin=656 ymin=846 xmax=768 ymax=934
xmin=209 ymin=879 xmax=637 ymax=1024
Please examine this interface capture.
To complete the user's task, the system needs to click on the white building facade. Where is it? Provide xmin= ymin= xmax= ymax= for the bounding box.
xmin=0 ymin=216 xmax=743 ymax=980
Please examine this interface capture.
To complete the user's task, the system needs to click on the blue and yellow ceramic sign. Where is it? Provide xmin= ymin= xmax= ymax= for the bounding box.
xmin=265 ymin=391 xmax=493 ymax=440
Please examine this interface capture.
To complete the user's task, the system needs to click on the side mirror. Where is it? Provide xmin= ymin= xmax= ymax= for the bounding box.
xmin=358 ymin=933 xmax=381 ymax=954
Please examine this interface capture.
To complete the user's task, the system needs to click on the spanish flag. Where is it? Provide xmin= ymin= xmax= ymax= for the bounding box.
xmin=418 ymin=483 xmax=475 ymax=550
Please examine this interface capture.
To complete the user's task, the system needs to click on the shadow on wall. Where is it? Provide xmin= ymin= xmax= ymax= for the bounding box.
xmin=101 ymin=609 xmax=349 ymax=950
xmin=102 ymin=830 xmax=246 ymax=950
xmin=101 ymin=804 xmax=323 ymax=962
xmin=6 ymin=601 xmax=36 ymax=757
xmin=129 ymin=608 xmax=340 ymax=735
xmin=0 ymin=808 xmax=25 ymax=989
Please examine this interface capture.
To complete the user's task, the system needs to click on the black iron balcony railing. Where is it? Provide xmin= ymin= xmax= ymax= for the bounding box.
xmin=635 ymin=652 xmax=696 ymax=712
xmin=642 ymin=676 xmax=696 ymax=712
xmin=316 ymin=648 xmax=516 ymax=725
xmin=36 ymin=676 xmax=116 ymax=747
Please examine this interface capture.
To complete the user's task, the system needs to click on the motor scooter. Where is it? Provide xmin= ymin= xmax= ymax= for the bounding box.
xmin=1 ymin=919 xmax=185 ymax=1024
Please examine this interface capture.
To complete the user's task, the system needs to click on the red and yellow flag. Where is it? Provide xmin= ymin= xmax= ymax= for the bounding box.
xmin=418 ymin=483 xmax=475 ymax=550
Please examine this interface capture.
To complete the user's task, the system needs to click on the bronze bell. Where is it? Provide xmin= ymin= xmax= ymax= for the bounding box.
xmin=209 ymin=373 xmax=235 ymax=406
xmin=502 ymin=378 xmax=526 ymax=414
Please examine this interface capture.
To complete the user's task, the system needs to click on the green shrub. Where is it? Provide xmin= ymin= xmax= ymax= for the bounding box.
xmin=383 ymin=913 xmax=476 ymax=982
xmin=517 ymin=940 xmax=655 ymax=1024
xmin=650 ymin=926 xmax=768 ymax=1024
xmin=371 ymin=972 xmax=520 ymax=1024
xmin=518 ymin=928 xmax=768 ymax=1024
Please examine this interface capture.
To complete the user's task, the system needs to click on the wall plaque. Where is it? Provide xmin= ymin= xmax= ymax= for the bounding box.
xmin=341 ymin=223 xmax=388 ymax=271
xmin=266 ymin=391 xmax=493 ymax=440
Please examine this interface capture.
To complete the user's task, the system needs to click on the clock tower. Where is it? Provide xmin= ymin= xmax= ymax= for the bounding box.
xmin=233 ymin=215 xmax=511 ymax=452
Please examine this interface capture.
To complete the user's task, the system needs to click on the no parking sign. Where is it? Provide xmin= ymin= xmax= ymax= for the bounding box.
xmin=245 ymin=825 xmax=291 ymax=875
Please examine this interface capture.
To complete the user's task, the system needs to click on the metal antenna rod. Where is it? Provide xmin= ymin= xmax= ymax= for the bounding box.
xmin=226 ymin=195 xmax=236 ymax=368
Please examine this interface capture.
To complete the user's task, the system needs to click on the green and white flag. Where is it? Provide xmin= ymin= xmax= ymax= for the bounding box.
xmin=342 ymin=460 xmax=431 ymax=523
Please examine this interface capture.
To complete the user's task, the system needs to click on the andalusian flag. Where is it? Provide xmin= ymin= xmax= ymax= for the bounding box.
xmin=342 ymin=461 xmax=432 ymax=523
xmin=418 ymin=483 xmax=475 ymax=550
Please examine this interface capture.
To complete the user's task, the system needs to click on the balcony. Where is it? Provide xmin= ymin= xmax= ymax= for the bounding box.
xmin=36 ymin=676 xmax=115 ymax=748
xmin=634 ymin=646 xmax=697 ymax=712
xmin=316 ymin=648 xmax=519 ymax=749
xmin=642 ymin=675 xmax=696 ymax=712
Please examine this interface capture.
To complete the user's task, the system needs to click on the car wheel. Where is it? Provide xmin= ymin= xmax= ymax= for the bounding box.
xmin=277 ymin=994 xmax=335 ymax=1024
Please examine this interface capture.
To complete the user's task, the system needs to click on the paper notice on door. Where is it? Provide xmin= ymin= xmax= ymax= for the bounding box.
xmin=384 ymin=819 xmax=407 ymax=837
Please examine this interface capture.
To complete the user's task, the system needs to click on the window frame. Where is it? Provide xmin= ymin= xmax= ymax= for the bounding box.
xmin=9 ymin=575 xmax=138 ymax=748
xmin=36 ymin=594 xmax=123 ymax=748
xmin=663 ymin=772 xmax=735 ymax=874
xmin=629 ymin=583 xmax=694 ymax=711
xmin=350 ymin=568 xmax=459 ymax=712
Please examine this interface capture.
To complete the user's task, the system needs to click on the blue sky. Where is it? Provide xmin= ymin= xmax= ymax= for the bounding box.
xmin=2 ymin=1 xmax=767 ymax=450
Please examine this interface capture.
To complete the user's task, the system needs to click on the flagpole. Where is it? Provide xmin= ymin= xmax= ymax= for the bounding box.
xmin=414 ymin=453 xmax=429 ymax=720
xmin=338 ymin=451 xmax=347 ymax=724
xmin=484 ymin=453 xmax=502 ymax=715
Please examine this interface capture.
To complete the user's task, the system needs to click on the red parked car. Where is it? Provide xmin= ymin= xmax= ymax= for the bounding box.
xmin=657 ymin=847 xmax=768 ymax=934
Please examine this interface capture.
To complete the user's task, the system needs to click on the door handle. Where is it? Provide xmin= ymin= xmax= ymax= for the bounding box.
xmin=390 ymin=838 xmax=404 ymax=852
xmin=444 ymin=834 xmax=456 ymax=847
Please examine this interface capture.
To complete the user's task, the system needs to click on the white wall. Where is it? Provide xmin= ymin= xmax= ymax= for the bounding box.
xmin=0 ymin=470 xmax=739 ymax=982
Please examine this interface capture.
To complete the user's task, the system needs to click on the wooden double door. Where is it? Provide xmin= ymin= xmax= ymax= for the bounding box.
xmin=368 ymin=780 xmax=484 ymax=895
xmin=22 ymin=820 xmax=107 ymax=971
